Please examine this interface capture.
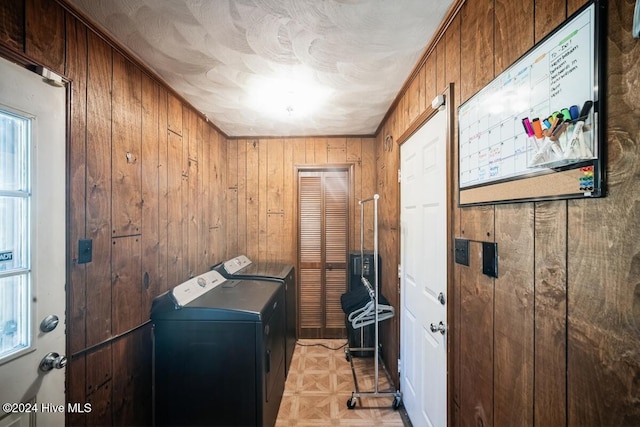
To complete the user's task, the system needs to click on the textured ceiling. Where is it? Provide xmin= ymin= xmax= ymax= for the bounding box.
xmin=66 ymin=0 xmax=453 ymax=137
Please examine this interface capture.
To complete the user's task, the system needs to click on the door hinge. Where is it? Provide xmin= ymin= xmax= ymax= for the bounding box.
xmin=397 ymin=169 xmax=401 ymax=183
xmin=397 ymin=264 xmax=402 ymax=279
xmin=398 ymin=358 xmax=402 ymax=376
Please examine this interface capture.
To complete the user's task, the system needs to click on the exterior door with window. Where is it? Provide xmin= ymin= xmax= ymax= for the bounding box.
xmin=297 ymin=169 xmax=349 ymax=338
xmin=0 ymin=58 xmax=66 ymax=426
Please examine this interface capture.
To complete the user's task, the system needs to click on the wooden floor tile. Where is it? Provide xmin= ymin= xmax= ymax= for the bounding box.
xmin=276 ymin=339 xmax=406 ymax=426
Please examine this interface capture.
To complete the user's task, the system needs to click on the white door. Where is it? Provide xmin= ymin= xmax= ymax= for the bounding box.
xmin=0 ymin=57 xmax=66 ymax=426
xmin=400 ymin=108 xmax=448 ymax=427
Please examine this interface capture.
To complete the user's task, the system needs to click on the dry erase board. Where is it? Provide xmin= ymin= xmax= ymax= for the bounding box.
xmin=458 ymin=0 xmax=605 ymax=206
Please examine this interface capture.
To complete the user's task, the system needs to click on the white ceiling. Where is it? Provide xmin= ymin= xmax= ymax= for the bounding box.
xmin=66 ymin=0 xmax=453 ymax=137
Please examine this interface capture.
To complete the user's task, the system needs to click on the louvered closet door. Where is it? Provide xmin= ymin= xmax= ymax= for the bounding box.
xmin=298 ymin=170 xmax=349 ymax=338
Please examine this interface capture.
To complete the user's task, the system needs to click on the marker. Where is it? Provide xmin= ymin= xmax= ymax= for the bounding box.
xmin=561 ymin=108 xmax=571 ymax=121
xmin=532 ymin=118 xmax=543 ymax=139
xmin=569 ymin=105 xmax=580 ymax=120
xmin=551 ymin=119 xmax=567 ymax=137
xmin=543 ymin=118 xmax=552 ymax=129
xmin=522 ymin=118 xmax=534 ymax=137
xmin=551 ymin=113 xmax=564 ymax=130
xmin=577 ymin=100 xmax=593 ymax=121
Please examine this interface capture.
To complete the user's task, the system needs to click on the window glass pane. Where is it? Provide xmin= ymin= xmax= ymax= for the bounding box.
xmin=0 ymin=110 xmax=29 ymax=191
xmin=0 ymin=197 xmax=27 ymax=272
xmin=0 ymin=275 xmax=30 ymax=360
xmin=0 ymin=108 xmax=31 ymax=363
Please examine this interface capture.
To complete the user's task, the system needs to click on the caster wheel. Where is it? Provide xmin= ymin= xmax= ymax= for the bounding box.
xmin=392 ymin=396 xmax=402 ymax=410
xmin=347 ymin=398 xmax=357 ymax=409
xmin=345 ymin=353 xmax=351 ymax=362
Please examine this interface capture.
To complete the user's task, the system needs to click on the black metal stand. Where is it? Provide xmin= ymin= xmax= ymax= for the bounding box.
xmin=345 ymin=194 xmax=402 ymax=410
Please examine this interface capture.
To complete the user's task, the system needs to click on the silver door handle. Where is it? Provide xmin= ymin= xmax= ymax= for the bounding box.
xmin=429 ymin=321 xmax=446 ymax=335
xmin=39 ymin=352 xmax=67 ymax=372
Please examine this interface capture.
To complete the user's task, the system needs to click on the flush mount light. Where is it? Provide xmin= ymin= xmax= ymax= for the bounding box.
xmin=248 ymin=68 xmax=331 ymax=120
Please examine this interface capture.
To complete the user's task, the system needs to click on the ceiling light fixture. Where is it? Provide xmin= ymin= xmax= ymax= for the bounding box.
xmin=248 ymin=67 xmax=331 ymax=120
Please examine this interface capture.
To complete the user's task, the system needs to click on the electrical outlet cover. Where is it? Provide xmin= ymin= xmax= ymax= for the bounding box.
xmin=482 ymin=242 xmax=498 ymax=278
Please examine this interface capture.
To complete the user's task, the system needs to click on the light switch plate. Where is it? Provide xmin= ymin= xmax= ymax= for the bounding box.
xmin=454 ymin=238 xmax=469 ymax=266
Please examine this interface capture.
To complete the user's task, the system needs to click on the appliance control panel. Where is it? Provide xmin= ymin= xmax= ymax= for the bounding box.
xmin=172 ymin=270 xmax=226 ymax=306
xmin=223 ymin=255 xmax=252 ymax=275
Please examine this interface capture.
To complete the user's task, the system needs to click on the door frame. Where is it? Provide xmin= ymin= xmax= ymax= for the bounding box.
xmin=396 ymin=84 xmax=455 ymax=422
xmin=294 ymin=163 xmax=354 ymax=338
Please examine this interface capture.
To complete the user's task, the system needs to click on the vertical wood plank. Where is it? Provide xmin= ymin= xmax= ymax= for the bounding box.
xmin=267 ymin=213 xmax=284 ymax=262
xmin=141 ymin=74 xmax=159 ymax=314
xmin=85 ymin=32 xmax=112 ymax=345
xmin=187 ymin=158 xmax=199 ymax=277
xmin=258 ymin=138 xmax=268 ymax=261
xmin=398 ymin=95 xmax=408 ymax=133
xmin=0 ymin=0 xmax=25 ymax=52
xmin=534 ymin=200 xmax=567 ymax=427
xmin=267 ymin=138 xmax=285 ymax=213
xmin=314 ymin=137 xmax=328 ymax=164
xmin=460 ymin=0 xmax=494 ymax=102
xmin=446 ymin=14 xmax=462 ymax=108
xmin=180 ymin=109 xmax=190 ymax=279
xmin=111 ymin=236 xmax=142 ymax=334
xmin=494 ymin=204 xmax=534 ymax=426
xmin=568 ymin=0 xmax=589 ymax=16
xmin=567 ymin=1 xmax=640 ymax=424
xmin=283 ymin=138 xmax=295 ymax=264
xmin=226 ymin=139 xmax=238 ymax=257
xmin=494 ymin=0 xmax=534 ymax=75
xmin=85 ymin=346 xmax=112 ymax=398
xmin=362 ymin=137 xmax=377 ymax=250
xmin=66 ymin=12 xmax=88 ymax=355
xmin=167 ymin=93 xmax=182 ymax=136
xmin=86 ymin=379 xmax=112 ymax=427
xmin=166 ymin=131 xmax=183 ymax=288
xmin=424 ymin=52 xmax=437 ymax=108
xmin=25 ymin=0 xmax=64 ymax=73
xmin=188 ymin=109 xmax=200 ymax=161
xmin=215 ymin=133 xmax=227 ymax=263
xmin=305 ymin=137 xmax=315 ymax=163
xmin=111 ymin=52 xmax=142 ymax=237
xmin=246 ymin=139 xmax=260 ymax=261
xmin=347 ymin=137 xmax=362 ymax=251
xmin=436 ymin=41 xmax=446 ymax=93
xmin=112 ymin=326 xmax=152 ymax=426
xmin=327 ymin=137 xmax=347 ymax=163
xmin=289 ymin=138 xmax=307 ymax=266
xmin=459 ymin=241 xmax=493 ymax=427
xmin=407 ymin=66 xmax=423 ymax=125
xmin=534 ymin=0 xmax=567 ymax=41
xmin=198 ymin=122 xmax=209 ymax=273
xmin=236 ymin=138 xmax=247 ymax=256
xmin=66 ymin=356 xmax=87 ymax=427
xmin=460 ymin=205 xmax=494 ymax=242
xmin=444 ymin=14 xmax=462 ymax=415
xmin=157 ymin=88 xmax=169 ymax=294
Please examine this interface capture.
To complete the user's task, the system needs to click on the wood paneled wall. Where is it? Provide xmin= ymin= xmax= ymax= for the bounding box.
xmin=224 ymin=137 xmax=376 ymax=265
xmin=1 ymin=1 xmax=227 ymax=425
xmin=3 ymin=0 xmax=640 ymax=425
xmin=376 ymin=0 xmax=640 ymax=425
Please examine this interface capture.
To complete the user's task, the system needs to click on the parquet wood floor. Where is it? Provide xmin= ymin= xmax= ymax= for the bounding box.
xmin=276 ymin=339 xmax=407 ymax=426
